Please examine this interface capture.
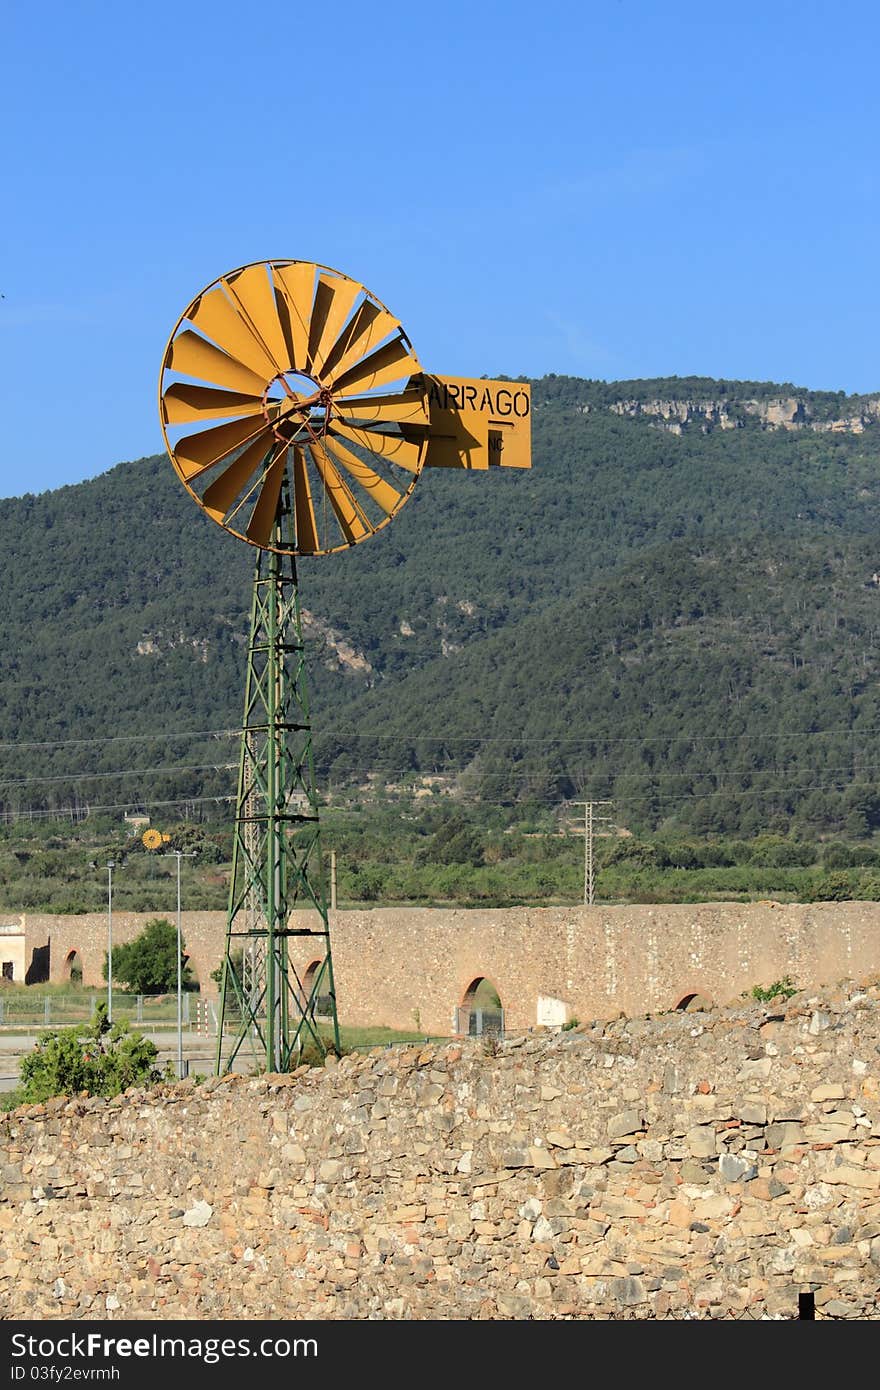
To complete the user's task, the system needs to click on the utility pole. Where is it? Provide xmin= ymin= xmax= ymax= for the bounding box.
xmin=572 ymin=802 xmax=613 ymax=905
xmin=169 ymin=849 xmax=198 ymax=1079
xmin=106 ymin=861 xmax=115 ymax=1021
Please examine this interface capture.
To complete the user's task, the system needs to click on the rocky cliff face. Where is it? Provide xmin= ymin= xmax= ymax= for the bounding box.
xmin=596 ymin=395 xmax=880 ymax=435
xmin=3 ymin=974 xmax=880 ymax=1321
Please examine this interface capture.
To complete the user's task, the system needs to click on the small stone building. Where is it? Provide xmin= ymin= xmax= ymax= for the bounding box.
xmin=0 ymin=923 xmax=26 ymax=982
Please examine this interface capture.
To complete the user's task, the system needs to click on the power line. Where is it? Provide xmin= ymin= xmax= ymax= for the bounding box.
xmin=0 ymin=723 xmax=878 ymax=754
xmin=316 ymin=727 xmax=880 ymax=746
xmin=0 ymin=762 xmax=237 ymax=790
xmin=2 ymin=772 xmax=877 ymax=822
xmin=0 ymin=794 xmax=234 ymax=822
xmin=0 ymin=765 xmax=870 ymax=803
xmin=463 ymin=762 xmax=879 ymax=783
xmin=53 ymin=756 xmax=868 ymax=787
xmin=0 ymin=727 xmax=237 ymax=752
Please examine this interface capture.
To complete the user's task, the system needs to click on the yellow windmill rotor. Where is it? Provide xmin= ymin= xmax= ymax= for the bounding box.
xmin=159 ymin=261 xmax=431 ymax=556
xmin=142 ymin=828 xmax=163 ymax=851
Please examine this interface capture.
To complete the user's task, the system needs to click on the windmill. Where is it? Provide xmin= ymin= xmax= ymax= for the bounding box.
xmin=158 ymin=259 xmax=531 ymax=1074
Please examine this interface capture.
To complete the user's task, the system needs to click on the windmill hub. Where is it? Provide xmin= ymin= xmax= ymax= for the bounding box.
xmin=263 ymin=371 xmax=333 ymax=445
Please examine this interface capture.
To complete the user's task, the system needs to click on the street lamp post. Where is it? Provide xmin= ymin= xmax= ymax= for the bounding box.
xmin=171 ymin=850 xmax=197 ymax=1079
xmin=106 ymin=861 xmax=115 ymax=1022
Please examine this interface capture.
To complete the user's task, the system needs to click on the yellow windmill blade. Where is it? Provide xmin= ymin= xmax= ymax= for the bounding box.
xmin=307 ymin=273 xmax=363 ymax=376
xmin=245 ymin=451 xmax=289 ymax=547
xmin=320 ymin=301 xmax=402 ymax=384
xmin=165 ymin=329 xmax=268 ymax=396
xmin=223 ymin=264 xmax=291 ymax=373
xmin=321 ymin=436 xmax=405 ymax=514
xmin=201 ymin=436 xmax=284 ymax=528
xmin=308 ymin=440 xmax=372 ymax=545
xmin=327 ymin=420 xmax=425 ymax=473
xmin=333 ymin=387 xmax=430 ymax=427
xmin=272 ymin=262 xmax=315 ymax=373
xmin=173 ymin=413 xmax=276 ymax=482
xmin=188 ymin=282 xmax=280 ymax=381
xmin=328 ymin=336 xmax=418 ymax=396
xmin=161 ymin=383 xmax=265 ymax=426
xmin=159 ymin=260 xmax=429 ymax=555
xmin=289 ymin=445 xmax=320 ymax=553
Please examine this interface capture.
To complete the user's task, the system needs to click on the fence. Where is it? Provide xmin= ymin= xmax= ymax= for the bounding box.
xmin=0 ymin=991 xmax=195 ymax=1029
xmin=314 ymin=993 xmax=334 ymax=1020
xmin=455 ymin=1006 xmax=504 ymax=1039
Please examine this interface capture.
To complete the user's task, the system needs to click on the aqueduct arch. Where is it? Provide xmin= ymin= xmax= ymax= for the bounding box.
xmin=64 ymin=949 xmax=83 ymax=984
xmin=462 ymin=976 xmax=502 ymax=1008
xmin=300 ymin=958 xmax=333 ymax=1017
xmin=459 ymin=976 xmax=504 ymax=1036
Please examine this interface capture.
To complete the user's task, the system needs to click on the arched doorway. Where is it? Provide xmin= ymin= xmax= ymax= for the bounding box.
xmin=459 ymin=976 xmax=504 ymax=1038
xmin=675 ymin=991 xmax=711 ymax=1012
xmin=302 ymin=959 xmax=332 ymax=1018
xmin=64 ymin=949 xmax=83 ymax=986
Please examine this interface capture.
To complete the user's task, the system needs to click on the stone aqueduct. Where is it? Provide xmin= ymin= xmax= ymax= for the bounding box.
xmin=13 ymin=901 xmax=880 ymax=1033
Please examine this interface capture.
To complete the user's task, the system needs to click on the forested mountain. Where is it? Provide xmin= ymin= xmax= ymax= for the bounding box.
xmin=3 ymin=373 xmax=880 ymax=836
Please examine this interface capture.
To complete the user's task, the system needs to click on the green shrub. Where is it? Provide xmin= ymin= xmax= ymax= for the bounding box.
xmin=858 ymin=874 xmax=880 ymax=901
xmin=807 ymin=871 xmax=856 ymax=902
xmin=107 ymin=917 xmax=194 ymax=994
xmin=12 ymin=1004 xmax=162 ymax=1103
xmin=820 ymin=843 xmax=880 ymax=870
xmin=744 ymin=836 xmax=816 ymax=868
xmin=600 ymin=839 xmax=658 ymax=868
xmin=211 ymin=949 xmax=242 ymax=990
xmin=750 ymin=975 xmax=797 ymax=1002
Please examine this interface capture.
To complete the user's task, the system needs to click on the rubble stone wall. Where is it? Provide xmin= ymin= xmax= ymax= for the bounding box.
xmin=2 ymin=976 xmax=880 ymax=1321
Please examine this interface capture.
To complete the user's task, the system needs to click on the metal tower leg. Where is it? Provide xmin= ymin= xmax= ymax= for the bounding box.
xmin=216 ymin=489 xmax=340 ymax=1074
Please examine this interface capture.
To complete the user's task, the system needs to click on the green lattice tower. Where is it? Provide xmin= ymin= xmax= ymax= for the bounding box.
xmin=216 ymin=486 xmax=340 ymax=1074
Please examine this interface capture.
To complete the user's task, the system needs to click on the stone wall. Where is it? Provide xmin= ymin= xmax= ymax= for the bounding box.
xmin=287 ymin=902 xmax=880 ymax=1034
xmin=21 ymin=912 xmax=228 ymax=996
xmin=20 ymin=901 xmax=880 ymax=1034
xmin=2 ymin=974 xmax=879 ymax=1320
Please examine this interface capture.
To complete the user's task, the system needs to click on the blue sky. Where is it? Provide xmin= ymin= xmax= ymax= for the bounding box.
xmin=1 ymin=0 xmax=878 ymax=498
